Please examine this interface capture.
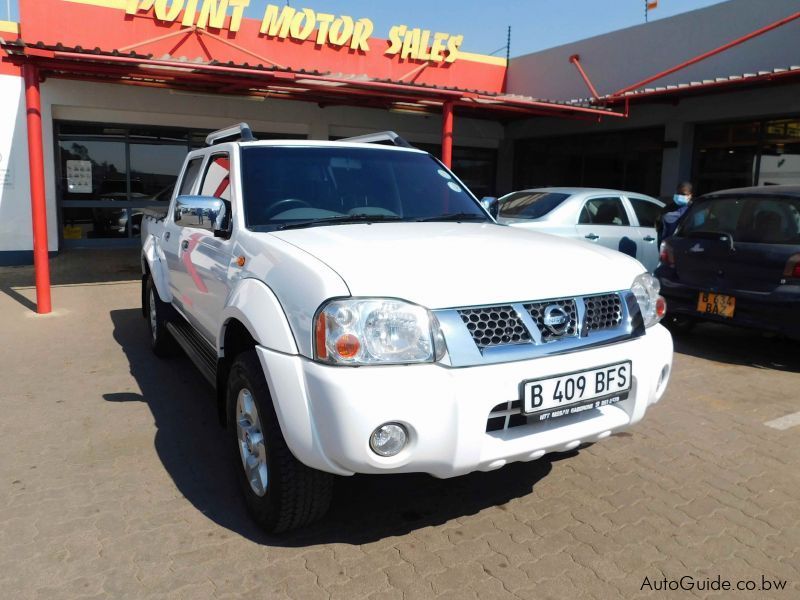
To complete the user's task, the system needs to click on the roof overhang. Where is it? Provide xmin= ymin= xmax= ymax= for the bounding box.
xmin=1 ymin=0 xmax=628 ymax=122
xmin=600 ymin=65 xmax=800 ymax=105
xmin=1 ymin=39 xmax=626 ymax=121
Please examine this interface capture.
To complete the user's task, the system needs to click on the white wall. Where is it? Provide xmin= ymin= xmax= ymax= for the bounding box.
xmin=507 ymin=0 xmax=800 ymax=102
xmin=0 ymin=73 xmax=35 ymax=254
xmin=1 ymin=77 xmax=503 ymax=257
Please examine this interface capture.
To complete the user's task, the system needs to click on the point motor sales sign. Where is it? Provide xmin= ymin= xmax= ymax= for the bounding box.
xmin=125 ymin=0 xmax=465 ymax=63
xmin=16 ymin=0 xmax=506 ymax=93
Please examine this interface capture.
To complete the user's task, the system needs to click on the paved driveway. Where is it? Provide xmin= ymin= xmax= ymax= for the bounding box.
xmin=1 ymin=252 xmax=798 ymax=599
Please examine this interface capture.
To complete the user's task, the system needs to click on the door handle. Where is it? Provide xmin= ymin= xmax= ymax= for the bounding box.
xmin=585 ymin=233 xmax=599 ymax=241
xmin=643 ymin=235 xmax=656 ymax=242
xmin=181 ymin=240 xmax=189 ymax=250
xmin=164 ymin=231 xmax=170 ymax=241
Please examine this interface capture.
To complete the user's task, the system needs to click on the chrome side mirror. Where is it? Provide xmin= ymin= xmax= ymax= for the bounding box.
xmin=174 ymin=195 xmax=232 ymax=238
xmin=480 ymin=196 xmax=499 ymax=219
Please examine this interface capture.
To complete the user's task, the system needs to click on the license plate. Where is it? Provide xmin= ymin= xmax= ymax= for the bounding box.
xmin=697 ymin=292 xmax=735 ymax=318
xmin=521 ymin=361 xmax=632 ymax=421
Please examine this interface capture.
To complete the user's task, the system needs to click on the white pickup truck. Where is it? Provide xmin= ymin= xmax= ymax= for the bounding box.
xmin=141 ymin=124 xmax=673 ymax=532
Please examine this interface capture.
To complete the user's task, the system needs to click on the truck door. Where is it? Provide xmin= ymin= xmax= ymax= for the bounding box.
xmin=163 ymin=156 xmax=205 ymax=312
xmin=177 ymin=152 xmax=236 ymax=343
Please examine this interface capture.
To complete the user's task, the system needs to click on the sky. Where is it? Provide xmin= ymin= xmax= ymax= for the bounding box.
xmin=4 ymin=0 xmax=729 ymax=57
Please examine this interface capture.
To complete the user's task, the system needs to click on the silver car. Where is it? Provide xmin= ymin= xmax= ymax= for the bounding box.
xmin=496 ymin=187 xmax=665 ymax=271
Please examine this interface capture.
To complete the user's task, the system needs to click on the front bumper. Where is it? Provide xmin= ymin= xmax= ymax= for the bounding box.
xmin=256 ymin=324 xmax=673 ymax=478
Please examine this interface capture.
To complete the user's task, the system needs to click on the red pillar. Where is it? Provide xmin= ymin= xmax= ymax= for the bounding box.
xmin=441 ymin=101 xmax=454 ymax=169
xmin=23 ymin=62 xmax=52 ymax=314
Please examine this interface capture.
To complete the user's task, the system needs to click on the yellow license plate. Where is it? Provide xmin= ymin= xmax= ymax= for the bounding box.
xmin=697 ymin=292 xmax=736 ymax=318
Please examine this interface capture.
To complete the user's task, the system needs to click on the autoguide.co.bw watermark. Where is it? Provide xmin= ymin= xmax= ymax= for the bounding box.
xmin=641 ymin=574 xmax=788 ymax=593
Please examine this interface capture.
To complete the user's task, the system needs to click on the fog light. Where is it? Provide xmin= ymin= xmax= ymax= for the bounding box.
xmin=369 ymin=423 xmax=408 ymax=457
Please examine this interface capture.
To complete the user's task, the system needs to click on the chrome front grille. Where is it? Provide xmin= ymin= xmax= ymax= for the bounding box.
xmin=584 ymin=294 xmax=623 ymax=331
xmin=458 ymin=306 xmax=531 ymax=350
xmin=524 ymin=298 xmax=578 ymax=342
xmin=442 ymin=291 xmax=637 ymax=365
xmin=436 ymin=291 xmax=642 ymax=367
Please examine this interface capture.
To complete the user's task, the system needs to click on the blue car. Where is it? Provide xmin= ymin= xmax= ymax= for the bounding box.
xmin=656 ymin=186 xmax=800 ymax=339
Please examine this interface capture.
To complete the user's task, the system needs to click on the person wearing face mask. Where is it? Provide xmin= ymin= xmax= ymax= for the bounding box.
xmin=658 ymin=181 xmax=693 ymax=244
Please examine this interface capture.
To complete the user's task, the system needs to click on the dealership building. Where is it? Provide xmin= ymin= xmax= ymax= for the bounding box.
xmin=0 ymin=0 xmax=798 ymax=307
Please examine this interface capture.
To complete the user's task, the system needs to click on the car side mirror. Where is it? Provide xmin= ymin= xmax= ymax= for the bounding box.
xmin=480 ymin=196 xmax=499 ymax=219
xmin=174 ymin=195 xmax=232 ymax=239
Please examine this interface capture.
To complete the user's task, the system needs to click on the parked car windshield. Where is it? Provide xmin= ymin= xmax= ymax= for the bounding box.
xmin=498 ymin=192 xmax=569 ymax=219
xmin=679 ymin=195 xmax=800 ymax=244
xmin=240 ymin=146 xmax=488 ymax=230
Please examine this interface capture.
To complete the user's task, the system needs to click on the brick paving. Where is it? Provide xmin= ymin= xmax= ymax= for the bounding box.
xmin=1 ymin=251 xmax=799 ymax=599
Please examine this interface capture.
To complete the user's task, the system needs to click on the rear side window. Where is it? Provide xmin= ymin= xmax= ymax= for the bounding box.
xmin=579 ymin=197 xmax=630 ymax=226
xmin=498 ymin=192 xmax=569 ymax=219
xmin=178 ymin=157 xmax=204 ymax=196
xmin=629 ymin=198 xmax=661 ymax=227
xmin=199 ymin=153 xmax=232 ymax=200
xmin=680 ymin=196 xmax=800 ymax=244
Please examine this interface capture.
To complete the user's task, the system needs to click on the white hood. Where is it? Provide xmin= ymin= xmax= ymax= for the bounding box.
xmin=270 ymin=223 xmax=644 ymax=309
xmin=496 ymin=217 xmax=551 ymax=227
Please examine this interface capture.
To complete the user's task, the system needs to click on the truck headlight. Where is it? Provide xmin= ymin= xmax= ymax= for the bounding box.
xmin=631 ymin=273 xmax=667 ymax=328
xmin=314 ymin=298 xmax=446 ymax=365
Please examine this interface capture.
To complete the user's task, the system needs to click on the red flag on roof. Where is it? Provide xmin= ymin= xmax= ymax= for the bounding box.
xmin=647 ymin=0 xmax=659 ymax=9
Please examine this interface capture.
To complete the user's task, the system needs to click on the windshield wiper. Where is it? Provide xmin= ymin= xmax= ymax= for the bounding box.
xmin=277 ymin=214 xmax=403 ymax=231
xmin=415 ymin=212 xmax=488 ymax=222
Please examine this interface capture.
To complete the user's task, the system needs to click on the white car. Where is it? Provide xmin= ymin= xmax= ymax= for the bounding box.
xmin=496 ymin=188 xmax=665 ymax=271
xmin=141 ymin=125 xmax=673 ymax=532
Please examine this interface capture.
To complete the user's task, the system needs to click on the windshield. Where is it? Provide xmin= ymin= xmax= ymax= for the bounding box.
xmin=240 ymin=146 xmax=488 ymax=230
xmin=498 ymin=192 xmax=569 ymax=219
xmin=679 ymin=195 xmax=800 ymax=244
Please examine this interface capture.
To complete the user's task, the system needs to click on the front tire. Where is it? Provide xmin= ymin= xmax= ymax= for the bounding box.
xmin=227 ymin=350 xmax=333 ymax=533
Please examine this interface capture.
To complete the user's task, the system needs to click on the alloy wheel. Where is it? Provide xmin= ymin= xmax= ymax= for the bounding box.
xmin=148 ymin=289 xmax=158 ymax=341
xmin=236 ymin=388 xmax=269 ymax=497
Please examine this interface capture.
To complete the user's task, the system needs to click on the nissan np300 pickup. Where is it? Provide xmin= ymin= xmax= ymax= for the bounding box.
xmin=141 ymin=124 xmax=673 ymax=532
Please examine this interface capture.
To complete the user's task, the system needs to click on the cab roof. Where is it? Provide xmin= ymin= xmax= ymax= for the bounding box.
xmin=233 ymin=139 xmax=428 ymax=153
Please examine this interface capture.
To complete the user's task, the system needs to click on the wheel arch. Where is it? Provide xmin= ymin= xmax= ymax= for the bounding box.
xmin=142 ymin=234 xmax=172 ymax=304
xmin=216 ymin=278 xmax=299 ymax=425
xmin=216 ymin=318 xmax=258 ymax=425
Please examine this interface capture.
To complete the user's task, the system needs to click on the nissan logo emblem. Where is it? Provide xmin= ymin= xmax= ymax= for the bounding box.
xmin=543 ymin=305 xmax=570 ymax=336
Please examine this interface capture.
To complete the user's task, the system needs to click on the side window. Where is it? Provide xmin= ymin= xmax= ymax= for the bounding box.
xmin=178 ymin=157 xmax=204 ymax=196
xmin=629 ymin=198 xmax=661 ymax=228
xmin=199 ymin=153 xmax=232 ymax=200
xmin=579 ymin=197 xmax=630 ymax=226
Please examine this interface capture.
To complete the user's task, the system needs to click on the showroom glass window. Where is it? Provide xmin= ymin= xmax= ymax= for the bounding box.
xmin=512 ymin=128 xmax=664 ymax=198
xmin=129 ymin=127 xmax=191 ymax=202
xmin=56 ymin=123 xmax=193 ymax=245
xmin=693 ymin=116 xmax=800 ymax=195
xmin=415 ymin=143 xmax=498 ymax=198
xmin=760 ymin=119 xmax=800 ymax=186
xmin=55 ymin=122 xmax=304 ymax=247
